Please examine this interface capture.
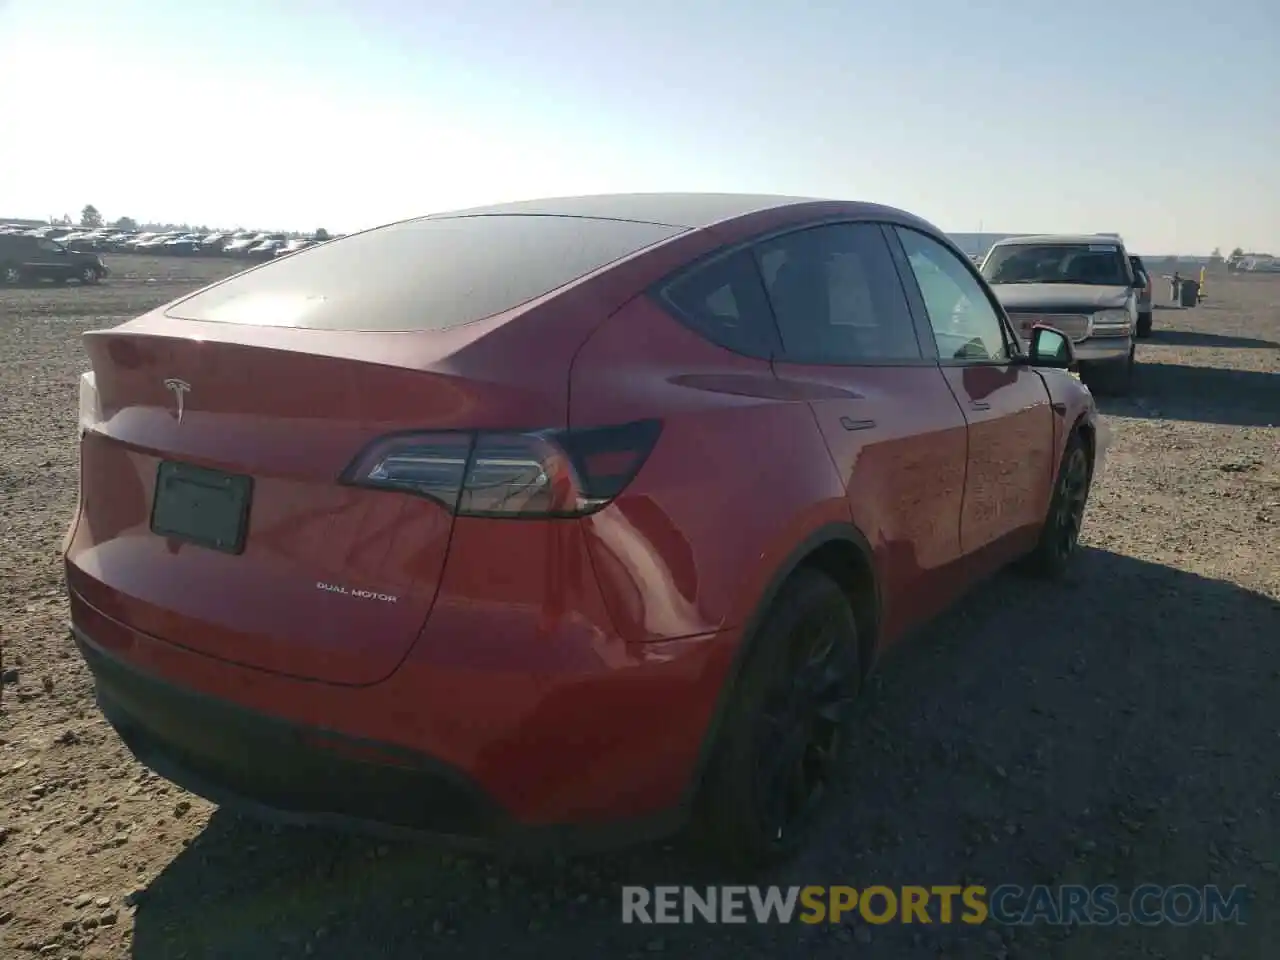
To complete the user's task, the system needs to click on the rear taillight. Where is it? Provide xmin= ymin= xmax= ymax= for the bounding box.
xmin=341 ymin=420 xmax=662 ymax=518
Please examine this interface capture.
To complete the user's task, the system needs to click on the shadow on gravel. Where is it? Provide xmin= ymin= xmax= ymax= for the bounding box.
xmin=127 ymin=549 xmax=1279 ymax=960
xmin=1147 ymin=330 xmax=1280 ymax=350
xmin=1098 ymin=363 xmax=1279 ymax=428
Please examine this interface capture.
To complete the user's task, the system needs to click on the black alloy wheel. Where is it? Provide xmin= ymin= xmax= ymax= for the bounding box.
xmin=752 ymin=606 xmax=858 ymax=845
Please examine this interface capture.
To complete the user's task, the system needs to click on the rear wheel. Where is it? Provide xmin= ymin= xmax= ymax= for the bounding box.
xmin=1136 ymin=312 xmax=1153 ymax=338
xmin=1023 ymin=431 xmax=1092 ymax=578
xmin=1 ymin=262 xmax=20 ymax=285
xmin=694 ymin=567 xmax=861 ymax=868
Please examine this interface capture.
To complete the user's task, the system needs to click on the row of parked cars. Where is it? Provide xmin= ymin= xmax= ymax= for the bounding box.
xmin=0 ymin=224 xmax=338 ymax=261
xmin=0 ymin=224 xmax=340 ymax=285
xmin=1228 ymin=254 xmax=1280 ymax=272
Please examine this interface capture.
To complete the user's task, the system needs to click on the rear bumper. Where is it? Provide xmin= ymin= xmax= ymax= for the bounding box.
xmin=79 ymin=627 xmax=497 ymax=840
xmin=69 ymin=587 xmax=734 ymax=853
xmin=77 ymin=625 xmax=692 ymax=853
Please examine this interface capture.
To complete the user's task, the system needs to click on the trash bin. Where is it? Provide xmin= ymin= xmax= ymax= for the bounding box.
xmin=1180 ymin=279 xmax=1200 ymax=307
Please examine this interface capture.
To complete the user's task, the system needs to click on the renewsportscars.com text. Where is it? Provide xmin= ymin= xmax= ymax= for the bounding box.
xmin=621 ymin=884 xmax=1249 ymax=926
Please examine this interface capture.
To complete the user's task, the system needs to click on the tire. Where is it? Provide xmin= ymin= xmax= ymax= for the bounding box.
xmin=693 ymin=567 xmax=861 ymax=869
xmin=1113 ymin=346 xmax=1136 ymax=396
xmin=1136 ymin=312 xmax=1153 ymax=338
xmin=1082 ymin=348 xmax=1134 ymax=397
xmin=80 ymin=266 xmax=99 ymax=285
xmin=1023 ymin=431 xmax=1092 ymax=579
xmin=1 ymin=262 xmax=21 ymax=285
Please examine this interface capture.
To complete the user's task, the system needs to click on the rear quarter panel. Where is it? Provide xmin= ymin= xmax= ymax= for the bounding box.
xmin=569 ymin=295 xmax=852 ymax=644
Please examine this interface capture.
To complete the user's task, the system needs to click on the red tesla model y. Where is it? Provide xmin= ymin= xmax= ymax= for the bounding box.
xmin=65 ymin=194 xmax=1103 ymax=866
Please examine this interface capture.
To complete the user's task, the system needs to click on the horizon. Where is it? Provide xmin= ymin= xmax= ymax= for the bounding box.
xmin=1 ymin=215 xmax=1256 ymax=262
xmin=1 ymin=0 xmax=1275 ymax=255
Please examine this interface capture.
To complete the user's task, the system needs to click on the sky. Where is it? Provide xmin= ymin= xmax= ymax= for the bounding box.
xmin=0 ymin=0 xmax=1276 ymax=254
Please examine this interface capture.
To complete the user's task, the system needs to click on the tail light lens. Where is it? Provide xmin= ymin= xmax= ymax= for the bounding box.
xmin=342 ymin=420 xmax=662 ymax=518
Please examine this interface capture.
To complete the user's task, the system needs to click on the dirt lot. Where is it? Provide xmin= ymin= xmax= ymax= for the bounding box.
xmin=2 ymin=255 xmax=1278 ymax=959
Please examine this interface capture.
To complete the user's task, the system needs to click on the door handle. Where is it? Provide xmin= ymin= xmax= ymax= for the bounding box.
xmin=840 ymin=416 xmax=876 ymax=431
xmin=970 ymin=400 xmax=991 ymax=411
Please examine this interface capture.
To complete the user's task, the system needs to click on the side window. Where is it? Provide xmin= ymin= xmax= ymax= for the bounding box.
xmin=658 ymin=249 xmax=779 ymax=358
xmin=895 ymin=227 xmax=1010 ymax=362
xmin=37 ymin=239 xmax=61 ymax=254
xmin=754 ymin=223 xmax=921 ymax=364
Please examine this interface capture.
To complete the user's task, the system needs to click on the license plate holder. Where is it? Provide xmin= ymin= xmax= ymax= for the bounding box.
xmin=150 ymin=461 xmax=252 ymax=554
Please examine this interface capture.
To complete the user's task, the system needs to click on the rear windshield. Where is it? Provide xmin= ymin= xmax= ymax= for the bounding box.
xmin=166 ymin=214 xmax=686 ymax=331
xmin=981 ymin=242 xmax=1131 ymax=286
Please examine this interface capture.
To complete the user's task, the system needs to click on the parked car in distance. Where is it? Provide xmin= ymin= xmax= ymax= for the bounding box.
xmin=220 ymin=236 xmax=260 ymax=256
xmin=1 ymin=233 xmax=108 ymax=285
xmin=121 ymin=233 xmax=157 ymax=251
xmin=979 ymin=234 xmax=1143 ymax=394
xmin=246 ymin=238 xmax=284 ymax=260
xmin=66 ymin=193 xmax=1102 ymax=867
xmin=201 ymin=233 xmax=232 ymax=253
xmin=163 ymin=235 xmax=206 ymax=256
xmin=1128 ymin=254 xmax=1153 ymax=337
xmin=223 ymin=233 xmax=282 ymax=257
xmin=99 ymin=232 xmax=137 ymax=251
xmin=274 ymin=238 xmax=316 ymax=257
xmin=134 ymin=233 xmax=181 ymax=253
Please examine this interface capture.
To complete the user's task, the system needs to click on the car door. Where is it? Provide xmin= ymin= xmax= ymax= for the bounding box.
xmin=755 ymin=221 xmax=970 ymax=643
xmin=890 ymin=226 xmax=1056 ymax=567
xmin=32 ymin=238 xmax=70 ymax=279
xmin=10 ymin=238 xmax=42 ymax=276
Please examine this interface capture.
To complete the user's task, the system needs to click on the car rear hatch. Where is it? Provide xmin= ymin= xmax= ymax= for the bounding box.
xmin=67 ymin=213 xmax=685 ymax=685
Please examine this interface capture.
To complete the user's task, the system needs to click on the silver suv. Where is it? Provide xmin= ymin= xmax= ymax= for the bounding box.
xmin=979 ymin=234 xmax=1144 ymax=395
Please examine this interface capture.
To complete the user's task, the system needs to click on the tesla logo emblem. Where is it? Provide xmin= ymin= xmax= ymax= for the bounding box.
xmin=163 ymin=378 xmax=191 ymax=423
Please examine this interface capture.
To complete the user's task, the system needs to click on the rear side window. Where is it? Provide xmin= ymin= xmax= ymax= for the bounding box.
xmin=754 ymin=222 xmax=923 ymax=364
xmin=166 ymin=215 xmax=686 ymax=331
xmin=656 ymin=249 xmax=780 ymax=358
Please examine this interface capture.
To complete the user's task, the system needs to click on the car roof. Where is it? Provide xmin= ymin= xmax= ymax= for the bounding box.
xmin=991 ymin=233 xmax=1128 ymax=247
xmin=421 ymin=192 xmax=847 ymax=230
xmin=165 ymin=193 xmax=955 ymax=333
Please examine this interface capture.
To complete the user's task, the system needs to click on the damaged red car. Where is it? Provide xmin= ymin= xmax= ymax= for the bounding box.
xmin=65 ymin=193 xmax=1104 ymax=866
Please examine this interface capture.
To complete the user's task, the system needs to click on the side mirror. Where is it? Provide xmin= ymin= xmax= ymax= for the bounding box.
xmin=1028 ymin=324 xmax=1076 ymax=369
xmin=1131 ymin=274 xmax=1147 ymax=289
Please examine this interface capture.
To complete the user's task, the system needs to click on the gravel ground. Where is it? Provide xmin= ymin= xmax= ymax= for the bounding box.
xmin=1 ymin=256 xmax=1278 ymax=960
